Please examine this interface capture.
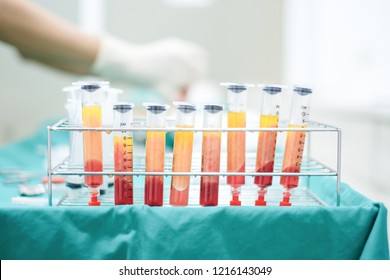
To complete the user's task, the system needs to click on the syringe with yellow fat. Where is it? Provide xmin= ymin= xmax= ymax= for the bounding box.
xmin=254 ymin=85 xmax=283 ymax=206
xmin=77 ymin=81 xmax=109 ymax=206
xmin=200 ymin=104 xmax=223 ymax=206
xmin=221 ymin=82 xmax=254 ymax=206
xmin=280 ymin=86 xmax=313 ymax=206
xmin=169 ymin=102 xmax=197 ymax=206
xmin=144 ymin=103 xmax=170 ymax=206
xmin=113 ymin=102 xmax=134 ymax=205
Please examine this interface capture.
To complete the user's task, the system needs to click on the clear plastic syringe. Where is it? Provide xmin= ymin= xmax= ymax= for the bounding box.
xmin=144 ymin=103 xmax=169 ymax=206
xmin=221 ymin=82 xmax=253 ymax=206
xmin=254 ymin=85 xmax=283 ymax=206
xmin=200 ymin=104 xmax=223 ymax=206
xmin=113 ymin=102 xmax=134 ymax=205
xmin=169 ymin=102 xmax=197 ymax=206
xmin=63 ymin=85 xmax=83 ymax=189
xmin=78 ymin=81 xmax=109 ymax=206
xmin=102 ymin=88 xmax=123 ymax=192
xmin=280 ymin=86 xmax=313 ymax=206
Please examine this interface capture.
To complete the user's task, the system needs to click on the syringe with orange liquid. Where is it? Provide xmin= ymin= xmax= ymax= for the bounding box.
xmin=144 ymin=103 xmax=169 ymax=206
xmin=200 ymin=104 xmax=223 ymax=206
xmin=221 ymin=83 xmax=254 ymax=206
xmin=78 ymin=81 xmax=109 ymax=206
xmin=169 ymin=102 xmax=197 ymax=206
xmin=254 ymin=85 xmax=283 ymax=206
xmin=280 ymin=86 xmax=313 ymax=206
xmin=113 ymin=103 xmax=134 ymax=205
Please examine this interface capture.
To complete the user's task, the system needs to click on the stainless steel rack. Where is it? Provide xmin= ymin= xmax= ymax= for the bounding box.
xmin=47 ymin=119 xmax=342 ymax=207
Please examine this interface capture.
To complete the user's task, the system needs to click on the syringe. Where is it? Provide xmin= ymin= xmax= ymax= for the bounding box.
xmin=169 ymin=102 xmax=196 ymax=206
xmin=63 ymin=85 xmax=83 ymax=189
xmin=221 ymin=82 xmax=253 ymax=206
xmin=78 ymin=81 xmax=109 ymax=206
xmin=102 ymin=88 xmax=123 ymax=192
xmin=144 ymin=103 xmax=169 ymax=206
xmin=280 ymin=86 xmax=313 ymax=206
xmin=113 ymin=102 xmax=134 ymax=205
xmin=200 ymin=104 xmax=223 ymax=206
xmin=254 ymin=85 xmax=283 ymax=206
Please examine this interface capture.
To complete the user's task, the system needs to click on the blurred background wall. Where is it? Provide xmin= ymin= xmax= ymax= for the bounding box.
xmin=282 ymin=0 xmax=390 ymax=205
xmin=0 ymin=0 xmax=282 ymax=144
xmin=0 ymin=0 xmax=389 ymax=217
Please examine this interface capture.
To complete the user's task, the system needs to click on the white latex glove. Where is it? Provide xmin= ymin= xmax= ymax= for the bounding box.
xmin=91 ymin=35 xmax=208 ymax=93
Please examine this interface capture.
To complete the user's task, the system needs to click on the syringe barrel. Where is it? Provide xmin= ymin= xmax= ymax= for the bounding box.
xmin=113 ymin=102 xmax=134 ymax=205
xmin=113 ymin=103 xmax=134 ymax=132
xmin=144 ymin=104 xmax=169 ymax=128
xmin=63 ymin=85 xmax=83 ymax=187
xmin=279 ymin=86 xmax=313 ymax=193
xmin=260 ymin=85 xmax=283 ymax=116
xmin=144 ymin=103 xmax=169 ymax=206
xmin=170 ymin=102 xmax=197 ymax=206
xmin=203 ymin=104 xmax=223 ymax=128
xmin=254 ymin=85 xmax=283 ymax=190
xmin=174 ymin=102 xmax=196 ymax=127
xmin=221 ymin=83 xmax=252 ymax=192
xmin=77 ymin=81 xmax=108 ymax=202
xmin=289 ymin=86 xmax=313 ymax=125
xmin=200 ymin=104 xmax=223 ymax=206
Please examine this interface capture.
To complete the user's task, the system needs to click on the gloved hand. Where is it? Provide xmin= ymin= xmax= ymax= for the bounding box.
xmin=91 ymin=35 xmax=208 ymax=93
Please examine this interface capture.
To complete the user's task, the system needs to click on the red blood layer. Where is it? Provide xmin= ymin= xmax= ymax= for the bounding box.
xmin=254 ymin=161 xmax=274 ymax=187
xmin=114 ymin=176 xmax=133 ymax=205
xmin=200 ymin=181 xmax=219 ymax=206
xmin=227 ymin=163 xmax=245 ymax=186
xmin=280 ymin=166 xmax=300 ymax=188
xmin=84 ymin=159 xmax=103 ymax=187
xmin=169 ymin=186 xmax=190 ymax=206
xmin=145 ymin=176 xmax=164 ymax=206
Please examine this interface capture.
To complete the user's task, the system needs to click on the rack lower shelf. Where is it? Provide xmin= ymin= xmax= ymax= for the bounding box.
xmin=57 ymin=184 xmax=327 ymax=207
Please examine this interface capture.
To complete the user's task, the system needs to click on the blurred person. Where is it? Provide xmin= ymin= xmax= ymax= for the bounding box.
xmin=0 ymin=0 xmax=207 ymax=99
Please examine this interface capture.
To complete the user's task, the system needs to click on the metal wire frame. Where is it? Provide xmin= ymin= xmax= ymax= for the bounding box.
xmin=47 ymin=119 xmax=342 ymax=207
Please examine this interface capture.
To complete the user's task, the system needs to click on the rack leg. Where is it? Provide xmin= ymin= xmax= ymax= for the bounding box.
xmin=306 ymin=131 xmax=311 ymax=190
xmin=337 ymin=129 xmax=342 ymax=207
xmin=47 ymin=126 xmax=52 ymax=206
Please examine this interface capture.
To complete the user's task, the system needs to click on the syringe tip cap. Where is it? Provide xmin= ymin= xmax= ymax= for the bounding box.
xmin=88 ymin=196 xmax=101 ymax=206
xmin=255 ymin=200 xmax=267 ymax=206
xmin=279 ymin=201 xmax=291 ymax=206
xmin=88 ymin=201 xmax=100 ymax=206
xmin=230 ymin=200 xmax=241 ymax=206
